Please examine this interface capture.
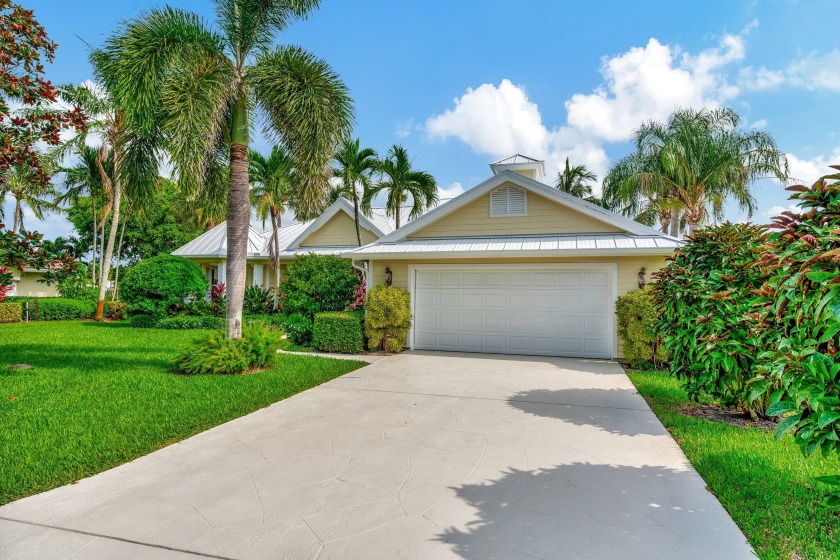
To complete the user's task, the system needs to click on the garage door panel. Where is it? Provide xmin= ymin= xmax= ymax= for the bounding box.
xmin=413 ymin=266 xmax=614 ymax=359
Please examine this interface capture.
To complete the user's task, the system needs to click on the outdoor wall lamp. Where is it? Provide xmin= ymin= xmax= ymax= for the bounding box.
xmin=385 ymin=267 xmax=393 ymax=287
xmin=638 ymin=266 xmax=647 ymax=289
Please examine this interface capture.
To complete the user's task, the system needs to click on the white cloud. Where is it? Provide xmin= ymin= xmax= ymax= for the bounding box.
xmin=424 ymin=30 xmax=751 ymax=190
xmin=786 ymin=147 xmax=840 ymax=184
xmin=1 ymin=198 xmax=74 ymax=240
xmin=764 ymin=203 xmax=800 ymax=218
xmin=395 ymin=118 xmax=414 ymax=138
xmin=741 ymin=50 xmax=840 ymax=91
xmin=750 ymin=119 xmax=768 ymax=129
xmin=437 ymin=181 xmax=465 ymax=202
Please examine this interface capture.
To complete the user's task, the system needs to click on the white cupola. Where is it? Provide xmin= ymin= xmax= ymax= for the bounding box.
xmin=489 ymin=154 xmax=546 ymax=181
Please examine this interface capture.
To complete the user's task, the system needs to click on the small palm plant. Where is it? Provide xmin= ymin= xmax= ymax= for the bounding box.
xmin=364 ymin=145 xmax=437 ymax=229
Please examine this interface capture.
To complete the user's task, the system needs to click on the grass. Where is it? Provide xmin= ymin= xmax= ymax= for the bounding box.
xmin=0 ymin=320 xmax=365 ymax=505
xmin=628 ymin=370 xmax=840 ymax=560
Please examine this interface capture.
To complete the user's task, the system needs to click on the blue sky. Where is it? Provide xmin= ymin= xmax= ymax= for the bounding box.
xmin=10 ymin=0 xmax=840 ymax=238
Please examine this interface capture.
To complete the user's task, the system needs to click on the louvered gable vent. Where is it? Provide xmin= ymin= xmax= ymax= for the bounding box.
xmin=489 ymin=185 xmax=527 ymax=217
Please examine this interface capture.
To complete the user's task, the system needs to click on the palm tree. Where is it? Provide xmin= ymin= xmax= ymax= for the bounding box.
xmin=2 ymin=161 xmax=58 ymax=233
xmin=333 ymin=138 xmax=377 ymax=246
xmin=57 ymin=144 xmax=111 ymax=284
xmin=54 ymin=81 xmax=157 ymax=319
xmin=364 ymin=145 xmax=437 ymax=229
xmin=250 ymin=146 xmax=295 ymax=310
xmin=98 ymin=1 xmax=353 ymax=339
xmin=555 ymin=157 xmax=597 ymax=199
xmin=603 ymin=108 xmax=788 ymax=236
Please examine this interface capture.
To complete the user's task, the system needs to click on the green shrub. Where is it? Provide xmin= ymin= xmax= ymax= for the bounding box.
xmin=284 ymin=313 xmax=313 ymax=346
xmin=365 ymin=285 xmax=411 ymax=353
xmin=173 ymin=323 xmax=279 ymax=375
xmin=129 ymin=314 xmax=160 ymax=328
xmin=615 ymin=289 xmax=667 ymax=369
xmin=121 ymin=255 xmax=207 ymax=317
xmin=35 ymin=298 xmax=96 ymax=321
xmin=313 ymin=311 xmax=364 ymax=353
xmin=105 ymin=301 xmax=127 ymax=320
xmin=652 ymin=223 xmax=770 ymax=416
xmin=155 ymin=315 xmax=225 ymax=330
xmin=244 ymin=313 xmax=286 ymax=329
xmin=281 ymin=254 xmax=359 ymax=318
xmin=244 ymin=285 xmax=273 ymax=314
xmin=751 ymin=172 xmax=840 ymax=473
xmin=0 ymin=302 xmax=22 ymax=323
xmin=57 ymin=263 xmax=97 ymax=300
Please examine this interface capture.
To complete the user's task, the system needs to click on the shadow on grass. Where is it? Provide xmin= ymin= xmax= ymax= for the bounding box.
xmin=0 ymin=342 xmax=175 ymax=373
xmin=434 ymin=462 xmax=734 ymax=558
xmin=507 ymin=389 xmax=664 ymax=437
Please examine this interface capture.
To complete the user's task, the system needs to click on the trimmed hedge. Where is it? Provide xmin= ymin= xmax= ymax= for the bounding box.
xmin=313 ymin=311 xmax=364 ymax=353
xmin=281 ymin=254 xmax=360 ymax=317
xmin=129 ymin=314 xmax=160 ymax=328
xmin=365 ymin=285 xmax=411 ymax=353
xmin=34 ymin=298 xmax=96 ymax=321
xmin=0 ymin=302 xmax=22 ymax=323
xmin=155 ymin=315 xmax=225 ymax=330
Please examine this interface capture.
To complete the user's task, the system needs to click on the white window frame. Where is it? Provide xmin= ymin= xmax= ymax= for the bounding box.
xmin=489 ymin=185 xmax=527 ymax=217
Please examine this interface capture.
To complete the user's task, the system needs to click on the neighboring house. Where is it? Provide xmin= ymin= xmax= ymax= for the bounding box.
xmin=346 ymin=155 xmax=683 ymax=360
xmin=7 ymin=268 xmax=59 ymax=298
xmin=172 ymin=196 xmax=393 ymax=289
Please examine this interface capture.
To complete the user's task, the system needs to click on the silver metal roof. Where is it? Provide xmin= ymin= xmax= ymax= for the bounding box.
xmin=346 ymin=233 xmax=683 ymax=257
xmin=172 ymin=222 xmax=268 ymax=258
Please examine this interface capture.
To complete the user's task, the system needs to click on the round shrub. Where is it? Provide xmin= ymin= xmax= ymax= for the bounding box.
xmin=652 ymin=222 xmax=769 ymax=415
xmin=129 ymin=314 xmax=159 ymax=328
xmin=0 ymin=302 xmax=22 ymax=323
xmin=121 ymin=255 xmax=207 ymax=317
xmin=105 ymin=301 xmax=127 ymax=320
xmin=313 ymin=311 xmax=364 ymax=353
xmin=615 ymin=289 xmax=667 ymax=369
xmin=365 ymin=285 xmax=411 ymax=353
xmin=281 ymin=254 xmax=359 ymax=318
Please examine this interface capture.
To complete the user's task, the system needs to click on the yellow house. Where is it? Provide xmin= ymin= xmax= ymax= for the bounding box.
xmin=172 ymin=196 xmax=392 ymax=289
xmin=346 ymin=155 xmax=682 ymax=360
xmin=8 ymin=268 xmax=59 ymax=298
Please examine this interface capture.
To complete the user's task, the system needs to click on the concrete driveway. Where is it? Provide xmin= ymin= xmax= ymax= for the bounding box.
xmin=0 ymin=351 xmax=753 ymax=559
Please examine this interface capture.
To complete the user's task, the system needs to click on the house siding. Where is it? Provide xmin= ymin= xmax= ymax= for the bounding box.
xmin=13 ymin=271 xmax=59 ymax=297
xmin=408 ymin=182 xmax=624 ymax=239
xmin=299 ymin=212 xmax=378 ymax=247
xmin=368 ymin=255 xmax=669 ymax=358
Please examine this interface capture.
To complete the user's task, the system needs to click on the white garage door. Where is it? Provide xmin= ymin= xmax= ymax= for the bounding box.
xmin=412 ymin=265 xmax=615 ymax=359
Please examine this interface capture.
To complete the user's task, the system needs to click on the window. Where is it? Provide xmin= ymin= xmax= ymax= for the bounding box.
xmin=489 ymin=185 xmax=527 ymax=217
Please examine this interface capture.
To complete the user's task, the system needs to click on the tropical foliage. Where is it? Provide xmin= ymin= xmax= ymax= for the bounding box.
xmin=312 ymin=310 xmax=364 ymax=353
xmin=603 ymin=108 xmax=788 ymax=236
xmin=653 ymin=223 xmax=771 ymax=416
xmin=554 ymin=156 xmax=602 ymax=205
xmin=173 ymin=322 xmax=280 ymax=375
xmin=280 ymin=253 xmax=359 ymax=318
xmin=97 ymin=0 xmax=354 ymax=339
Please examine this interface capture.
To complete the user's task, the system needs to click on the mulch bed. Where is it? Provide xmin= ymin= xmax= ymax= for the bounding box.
xmin=679 ymin=404 xmax=778 ymax=430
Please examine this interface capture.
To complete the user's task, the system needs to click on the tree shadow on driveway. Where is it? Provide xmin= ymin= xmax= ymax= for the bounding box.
xmin=506 ymin=389 xmax=665 ymax=437
xmin=433 ymin=462 xmax=746 ymax=559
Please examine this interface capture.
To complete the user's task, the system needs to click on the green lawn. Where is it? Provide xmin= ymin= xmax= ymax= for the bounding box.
xmin=0 ymin=321 xmax=365 ymax=505
xmin=628 ymin=370 xmax=840 ymax=560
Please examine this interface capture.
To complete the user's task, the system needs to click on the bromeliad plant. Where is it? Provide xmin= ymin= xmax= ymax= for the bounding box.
xmin=749 ymin=167 xmax=840 ymax=503
xmin=652 ymin=223 xmax=771 ymax=417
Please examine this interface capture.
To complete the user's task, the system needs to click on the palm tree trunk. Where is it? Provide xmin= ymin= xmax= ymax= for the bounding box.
xmin=353 ymin=191 xmax=362 ymax=246
xmin=98 ymin=222 xmax=106 ymax=285
xmin=96 ymin=177 xmax=121 ymax=320
xmin=270 ymin=209 xmax=280 ymax=311
xmin=12 ymin=198 xmax=21 ymax=233
xmin=225 ymin=93 xmax=251 ymax=338
xmin=668 ymin=208 xmax=680 ymax=238
xmin=90 ymin=194 xmax=98 ymax=284
xmin=395 ymin=201 xmax=401 ymax=230
xmin=112 ymin=219 xmax=126 ymax=302
xmin=659 ymin=209 xmax=671 ymax=234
